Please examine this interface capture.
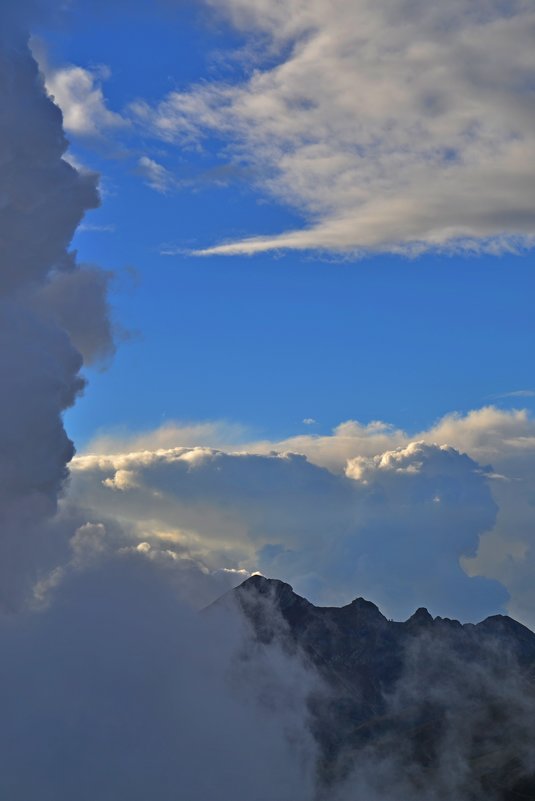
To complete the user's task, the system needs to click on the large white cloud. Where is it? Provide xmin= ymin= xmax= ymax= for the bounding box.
xmin=71 ymin=436 xmax=506 ymax=621
xmin=133 ymin=0 xmax=535 ymax=255
xmin=75 ymin=406 xmax=535 ymax=626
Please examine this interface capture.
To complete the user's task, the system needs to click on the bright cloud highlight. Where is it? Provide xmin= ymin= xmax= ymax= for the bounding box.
xmin=44 ymin=62 xmax=125 ymax=136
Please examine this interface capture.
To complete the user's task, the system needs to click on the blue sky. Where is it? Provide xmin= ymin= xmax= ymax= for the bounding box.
xmin=36 ymin=1 xmax=535 ymax=448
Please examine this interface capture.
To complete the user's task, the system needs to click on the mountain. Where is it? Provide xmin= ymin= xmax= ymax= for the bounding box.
xmin=213 ymin=575 xmax=535 ymax=800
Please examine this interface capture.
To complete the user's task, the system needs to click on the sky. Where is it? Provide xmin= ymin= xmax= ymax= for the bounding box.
xmin=33 ymin=0 xmax=535 ymax=446
xmin=1 ymin=1 xmax=535 ymax=798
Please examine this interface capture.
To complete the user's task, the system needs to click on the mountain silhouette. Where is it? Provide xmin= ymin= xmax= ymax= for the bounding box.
xmin=213 ymin=575 xmax=535 ymax=800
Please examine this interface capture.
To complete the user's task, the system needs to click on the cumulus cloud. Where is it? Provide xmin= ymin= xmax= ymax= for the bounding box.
xmin=71 ymin=438 xmax=506 ymax=621
xmin=32 ymin=265 xmax=116 ymax=365
xmin=44 ymin=62 xmax=126 ymax=136
xmin=272 ymin=407 xmax=535 ymax=628
xmin=76 ymin=406 xmax=535 ymax=627
xmin=0 ymin=6 xmax=114 ymax=608
xmin=84 ymin=419 xmax=249 ymax=455
xmin=133 ymin=0 xmax=535 ymax=256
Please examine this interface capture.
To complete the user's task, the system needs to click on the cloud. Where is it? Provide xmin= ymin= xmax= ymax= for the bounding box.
xmin=134 ymin=0 xmax=535 ymax=256
xmin=43 ymin=62 xmax=126 ymax=137
xmin=0 ymin=546 xmax=318 ymax=801
xmin=78 ymin=222 xmax=116 ymax=233
xmin=32 ymin=266 xmax=116 ymax=365
xmin=70 ymin=438 xmax=506 ymax=622
xmin=331 ymin=623 xmax=535 ymax=801
xmin=492 ymin=389 xmax=535 ymax=399
xmin=0 ymin=9 xmax=114 ymax=608
xmin=268 ymin=406 xmax=535 ymax=628
xmin=137 ymin=155 xmax=176 ymax=193
xmin=84 ymin=419 xmax=250 ymax=455
xmin=285 ymin=407 xmax=535 ymax=631
xmin=76 ymin=406 xmax=535 ymax=627
xmin=120 ymin=405 xmax=535 ymax=480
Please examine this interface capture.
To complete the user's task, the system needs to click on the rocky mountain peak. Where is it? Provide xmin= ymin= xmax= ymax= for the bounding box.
xmin=406 ymin=606 xmax=434 ymax=627
xmin=214 ymin=576 xmax=535 ymax=800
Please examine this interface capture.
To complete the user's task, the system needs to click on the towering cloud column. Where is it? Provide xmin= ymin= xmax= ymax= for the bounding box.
xmin=0 ymin=8 xmax=112 ymax=609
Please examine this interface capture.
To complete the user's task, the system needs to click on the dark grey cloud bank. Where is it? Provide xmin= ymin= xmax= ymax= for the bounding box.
xmin=0 ymin=555 xmax=318 ymax=801
xmin=0 ymin=0 xmax=113 ymax=608
xmin=0 ymin=8 xmax=338 ymax=799
xmin=0 ymin=10 xmax=318 ymax=798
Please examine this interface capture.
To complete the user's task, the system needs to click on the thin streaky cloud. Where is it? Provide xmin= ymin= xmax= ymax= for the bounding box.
xmin=490 ymin=390 xmax=535 ymax=400
xmin=137 ymin=156 xmax=176 ymax=194
xmin=79 ymin=223 xmax=116 ymax=233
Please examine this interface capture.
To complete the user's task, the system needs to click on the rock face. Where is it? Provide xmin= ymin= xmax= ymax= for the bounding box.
xmin=219 ymin=575 xmax=535 ymax=800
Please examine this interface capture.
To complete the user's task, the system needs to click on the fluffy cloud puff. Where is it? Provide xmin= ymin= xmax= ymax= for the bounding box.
xmin=71 ymin=440 xmax=505 ymax=621
xmin=133 ymin=0 xmax=535 ymax=256
xmin=43 ymin=62 xmax=126 ymax=137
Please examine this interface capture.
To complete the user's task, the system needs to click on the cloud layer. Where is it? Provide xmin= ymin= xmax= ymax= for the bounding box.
xmin=71 ymin=434 xmax=507 ymax=622
xmin=134 ymin=0 xmax=535 ymax=255
xmin=74 ymin=405 xmax=535 ymax=626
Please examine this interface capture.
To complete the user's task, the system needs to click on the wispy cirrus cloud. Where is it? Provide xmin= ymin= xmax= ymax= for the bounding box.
xmin=491 ymin=389 xmax=535 ymax=400
xmin=78 ymin=222 xmax=116 ymax=233
xmin=133 ymin=0 xmax=535 ymax=257
xmin=137 ymin=155 xmax=176 ymax=193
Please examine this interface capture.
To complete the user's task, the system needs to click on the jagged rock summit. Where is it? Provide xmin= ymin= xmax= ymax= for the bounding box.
xmin=228 ymin=574 xmax=535 ymax=693
xmin=231 ymin=573 xmax=535 ymax=660
xmin=216 ymin=575 xmax=535 ymax=800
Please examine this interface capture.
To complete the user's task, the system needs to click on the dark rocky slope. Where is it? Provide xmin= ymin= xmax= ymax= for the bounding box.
xmin=216 ymin=575 xmax=535 ymax=800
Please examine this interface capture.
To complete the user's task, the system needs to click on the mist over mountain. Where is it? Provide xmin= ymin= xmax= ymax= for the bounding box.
xmin=215 ymin=575 xmax=535 ymax=801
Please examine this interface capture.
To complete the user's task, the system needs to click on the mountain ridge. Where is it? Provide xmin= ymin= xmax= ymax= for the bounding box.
xmin=212 ymin=574 xmax=535 ymax=800
xmin=235 ymin=573 xmax=533 ymax=631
